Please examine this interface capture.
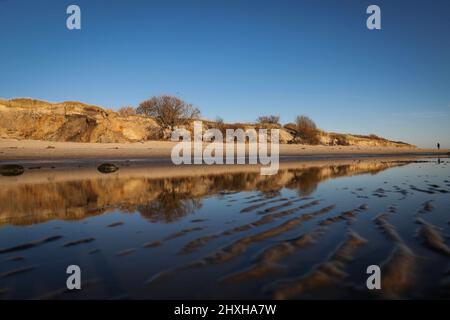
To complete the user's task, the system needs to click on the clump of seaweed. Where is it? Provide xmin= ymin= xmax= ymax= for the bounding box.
xmin=97 ymin=163 xmax=119 ymax=174
xmin=0 ymin=164 xmax=25 ymax=176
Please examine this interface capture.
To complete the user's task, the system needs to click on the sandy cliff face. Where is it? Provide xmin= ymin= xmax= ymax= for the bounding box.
xmin=0 ymin=98 xmax=158 ymax=143
xmin=0 ymin=98 xmax=414 ymax=147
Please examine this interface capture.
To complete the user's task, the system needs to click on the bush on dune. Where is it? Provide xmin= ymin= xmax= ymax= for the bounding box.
xmin=294 ymin=115 xmax=321 ymax=145
xmin=118 ymin=106 xmax=136 ymax=117
xmin=137 ymin=95 xmax=200 ymax=133
xmin=256 ymin=115 xmax=280 ymax=126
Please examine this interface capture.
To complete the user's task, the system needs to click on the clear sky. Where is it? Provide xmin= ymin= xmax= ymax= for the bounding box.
xmin=0 ymin=0 xmax=449 ymax=148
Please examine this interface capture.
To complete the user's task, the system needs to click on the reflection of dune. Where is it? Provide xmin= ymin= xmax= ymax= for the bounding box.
xmin=286 ymin=161 xmax=401 ymax=196
xmin=0 ymin=159 xmax=409 ymax=226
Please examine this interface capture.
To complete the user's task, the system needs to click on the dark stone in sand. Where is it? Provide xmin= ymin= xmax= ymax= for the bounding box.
xmin=0 ymin=164 xmax=25 ymax=176
xmin=97 ymin=163 xmax=119 ymax=174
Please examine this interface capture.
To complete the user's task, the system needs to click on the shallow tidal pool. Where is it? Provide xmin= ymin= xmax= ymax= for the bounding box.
xmin=1 ymin=157 xmax=450 ymax=299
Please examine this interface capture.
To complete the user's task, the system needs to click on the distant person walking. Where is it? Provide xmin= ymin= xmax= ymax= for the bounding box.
xmin=437 ymin=142 xmax=440 ymax=150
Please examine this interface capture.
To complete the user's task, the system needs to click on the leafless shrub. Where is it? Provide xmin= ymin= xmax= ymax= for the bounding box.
xmin=295 ymin=115 xmax=320 ymax=145
xmin=256 ymin=115 xmax=280 ymax=125
xmin=136 ymin=95 xmax=200 ymax=131
xmin=117 ymin=106 xmax=136 ymax=117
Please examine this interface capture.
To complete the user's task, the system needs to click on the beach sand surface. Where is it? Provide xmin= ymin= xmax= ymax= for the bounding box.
xmin=0 ymin=139 xmax=447 ymax=161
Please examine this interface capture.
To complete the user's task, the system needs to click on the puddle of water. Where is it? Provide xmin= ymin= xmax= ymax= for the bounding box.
xmin=0 ymin=158 xmax=449 ymax=299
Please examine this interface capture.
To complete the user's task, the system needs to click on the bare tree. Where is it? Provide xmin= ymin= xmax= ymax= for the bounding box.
xmin=136 ymin=95 xmax=200 ymax=131
xmin=296 ymin=115 xmax=316 ymax=130
xmin=117 ymin=106 xmax=136 ymax=117
xmin=256 ymin=115 xmax=280 ymax=125
xmin=295 ymin=115 xmax=320 ymax=144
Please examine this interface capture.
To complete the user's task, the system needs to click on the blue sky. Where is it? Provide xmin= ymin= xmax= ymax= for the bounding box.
xmin=0 ymin=0 xmax=449 ymax=148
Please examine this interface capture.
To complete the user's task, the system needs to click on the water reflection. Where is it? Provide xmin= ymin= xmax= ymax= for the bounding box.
xmin=1 ymin=158 xmax=450 ymax=299
xmin=0 ymin=160 xmax=407 ymax=226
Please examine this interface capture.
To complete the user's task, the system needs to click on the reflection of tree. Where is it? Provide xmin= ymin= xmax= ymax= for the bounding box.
xmin=212 ymin=172 xmax=258 ymax=190
xmin=286 ymin=167 xmax=322 ymax=196
xmin=137 ymin=190 xmax=202 ymax=223
xmin=330 ymin=165 xmax=351 ymax=177
xmin=253 ymin=176 xmax=283 ymax=198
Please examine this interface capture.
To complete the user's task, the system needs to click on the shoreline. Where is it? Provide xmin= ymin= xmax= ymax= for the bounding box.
xmin=0 ymin=139 xmax=448 ymax=163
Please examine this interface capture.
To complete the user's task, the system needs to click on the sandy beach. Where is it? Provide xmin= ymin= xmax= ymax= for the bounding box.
xmin=0 ymin=139 xmax=447 ymax=162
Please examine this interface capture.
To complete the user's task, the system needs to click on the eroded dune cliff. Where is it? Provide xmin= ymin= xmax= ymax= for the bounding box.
xmin=0 ymin=98 xmax=157 ymax=143
xmin=0 ymin=98 xmax=414 ymax=147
